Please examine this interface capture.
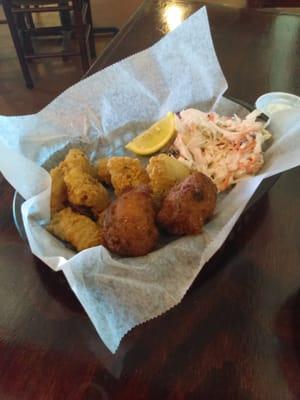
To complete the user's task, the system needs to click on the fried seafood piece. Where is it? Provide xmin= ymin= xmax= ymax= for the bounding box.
xmin=96 ymin=157 xmax=111 ymax=185
xmin=97 ymin=210 xmax=106 ymax=228
xmin=107 ymin=157 xmax=149 ymax=196
xmin=102 ymin=186 xmax=159 ymax=257
xmin=69 ymin=204 xmax=96 ymax=220
xmin=48 ymin=207 xmax=103 ymax=251
xmin=157 ymin=172 xmax=217 ymax=235
xmin=60 ymin=148 xmax=96 ymax=176
xmin=50 ymin=166 xmax=68 ymax=215
xmin=146 ymin=154 xmax=190 ymax=204
xmin=64 ymin=168 xmax=110 ymax=215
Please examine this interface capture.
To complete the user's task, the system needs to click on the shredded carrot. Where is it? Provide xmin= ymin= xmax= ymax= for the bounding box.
xmin=174 ymin=109 xmax=271 ymax=192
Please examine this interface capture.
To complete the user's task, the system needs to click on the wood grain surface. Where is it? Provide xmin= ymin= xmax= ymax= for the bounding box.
xmin=1 ymin=1 xmax=300 ymax=399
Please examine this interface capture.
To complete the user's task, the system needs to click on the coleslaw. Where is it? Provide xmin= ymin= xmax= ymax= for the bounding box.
xmin=173 ymin=109 xmax=272 ymax=191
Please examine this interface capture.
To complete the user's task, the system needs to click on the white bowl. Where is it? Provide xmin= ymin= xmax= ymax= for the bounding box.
xmin=255 ymin=92 xmax=300 ymax=118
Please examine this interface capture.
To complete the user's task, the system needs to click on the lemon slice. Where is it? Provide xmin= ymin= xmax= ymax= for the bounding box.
xmin=125 ymin=112 xmax=175 ymax=155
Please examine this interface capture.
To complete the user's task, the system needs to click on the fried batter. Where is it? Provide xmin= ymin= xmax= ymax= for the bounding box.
xmin=102 ymin=186 xmax=158 ymax=257
xmin=69 ymin=204 xmax=95 ymax=220
xmin=48 ymin=207 xmax=103 ymax=251
xmin=50 ymin=166 xmax=68 ymax=215
xmin=96 ymin=157 xmax=111 ymax=185
xmin=107 ymin=157 xmax=149 ymax=196
xmin=64 ymin=168 xmax=110 ymax=215
xmin=97 ymin=210 xmax=106 ymax=228
xmin=157 ymin=172 xmax=217 ymax=235
xmin=60 ymin=148 xmax=96 ymax=176
xmin=146 ymin=154 xmax=190 ymax=204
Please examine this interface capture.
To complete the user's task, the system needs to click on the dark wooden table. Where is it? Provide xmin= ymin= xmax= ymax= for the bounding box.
xmin=1 ymin=1 xmax=300 ymax=399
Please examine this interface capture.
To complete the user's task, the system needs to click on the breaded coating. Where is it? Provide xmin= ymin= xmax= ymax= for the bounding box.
xmin=157 ymin=172 xmax=217 ymax=236
xmin=69 ymin=204 xmax=95 ymax=220
xmin=97 ymin=210 xmax=106 ymax=228
xmin=64 ymin=168 xmax=110 ymax=214
xmin=60 ymin=148 xmax=95 ymax=176
xmin=48 ymin=207 xmax=103 ymax=251
xmin=96 ymin=158 xmax=111 ymax=185
xmin=107 ymin=156 xmax=149 ymax=196
xmin=103 ymin=186 xmax=159 ymax=257
xmin=50 ymin=166 xmax=68 ymax=215
xmin=146 ymin=154 xmax=190 ymax=203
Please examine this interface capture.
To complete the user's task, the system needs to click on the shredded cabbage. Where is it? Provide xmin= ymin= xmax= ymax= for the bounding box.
xmin=174 ymin=109 xmax=272 ymax=192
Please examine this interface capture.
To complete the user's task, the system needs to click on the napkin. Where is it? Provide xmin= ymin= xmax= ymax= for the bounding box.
xmin=1 ymin=7 xmax=300 ymax=353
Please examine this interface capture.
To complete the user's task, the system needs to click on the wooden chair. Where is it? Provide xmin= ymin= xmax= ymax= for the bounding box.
xmin=248 ymin=0 xmax=300 ymax=7
xmin=2 ymin=0 xmax=97 ymax=88
xmin=0 ymin=0 xmax=7 ymax=23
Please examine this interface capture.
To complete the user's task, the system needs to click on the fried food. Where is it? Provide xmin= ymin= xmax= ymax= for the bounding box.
xmin=96 ymin=157 xmax=111 ymax=185
xmin=157 ymin=172 xmax=217 ymax=235
xmin=97 ymin=210 xmax=106 ymax=228
xmin=50 ymin=166 xmax=68 ymax=215
xmin=107 ymin=156 xmax=149 ymax=196
xmin=102 ymin=186 xmax=159 ymax=257
xmin=69 ymin=204 xmax=95 ymax=220
xmin=146 ymin=154 xmax=190 ymax=204
xmin=60 ymin=148 xmax=96 ymax=176
xmin=47 ymin=146 xmax=218 ymax=256
xmin=64 ymin=168 xmax=110 ymax=215
xmin=48 ymin=207 xmax=103 ymax=251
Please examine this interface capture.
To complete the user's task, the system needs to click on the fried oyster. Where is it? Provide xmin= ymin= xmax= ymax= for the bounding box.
xmin=48 ymin=207 xmax=103 ymax=251
xmin=146 ymin=154 xmax=190 ymax=204
xmin=107 ymin=156 xmax=149 ymax=196
xmin=64 ymin=167 xmax=110 ymax=216
xmin=49 ymin=165 xmax=68 ymax=216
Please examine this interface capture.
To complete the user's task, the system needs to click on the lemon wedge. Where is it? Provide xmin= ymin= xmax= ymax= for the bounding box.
xmin=125 ymin=112 xmax=175 ymax=155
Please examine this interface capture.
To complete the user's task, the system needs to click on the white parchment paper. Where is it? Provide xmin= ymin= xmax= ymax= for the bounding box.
xmin=0 ymin=7 xmax=300 ymax=352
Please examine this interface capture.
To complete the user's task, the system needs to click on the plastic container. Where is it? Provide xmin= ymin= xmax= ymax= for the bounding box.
xmin=255 ymin=92 xmax=300 ymax=118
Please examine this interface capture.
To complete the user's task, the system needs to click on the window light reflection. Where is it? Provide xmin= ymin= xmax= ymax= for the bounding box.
xmin=164 ymin=5 xmax=184 ymax=32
